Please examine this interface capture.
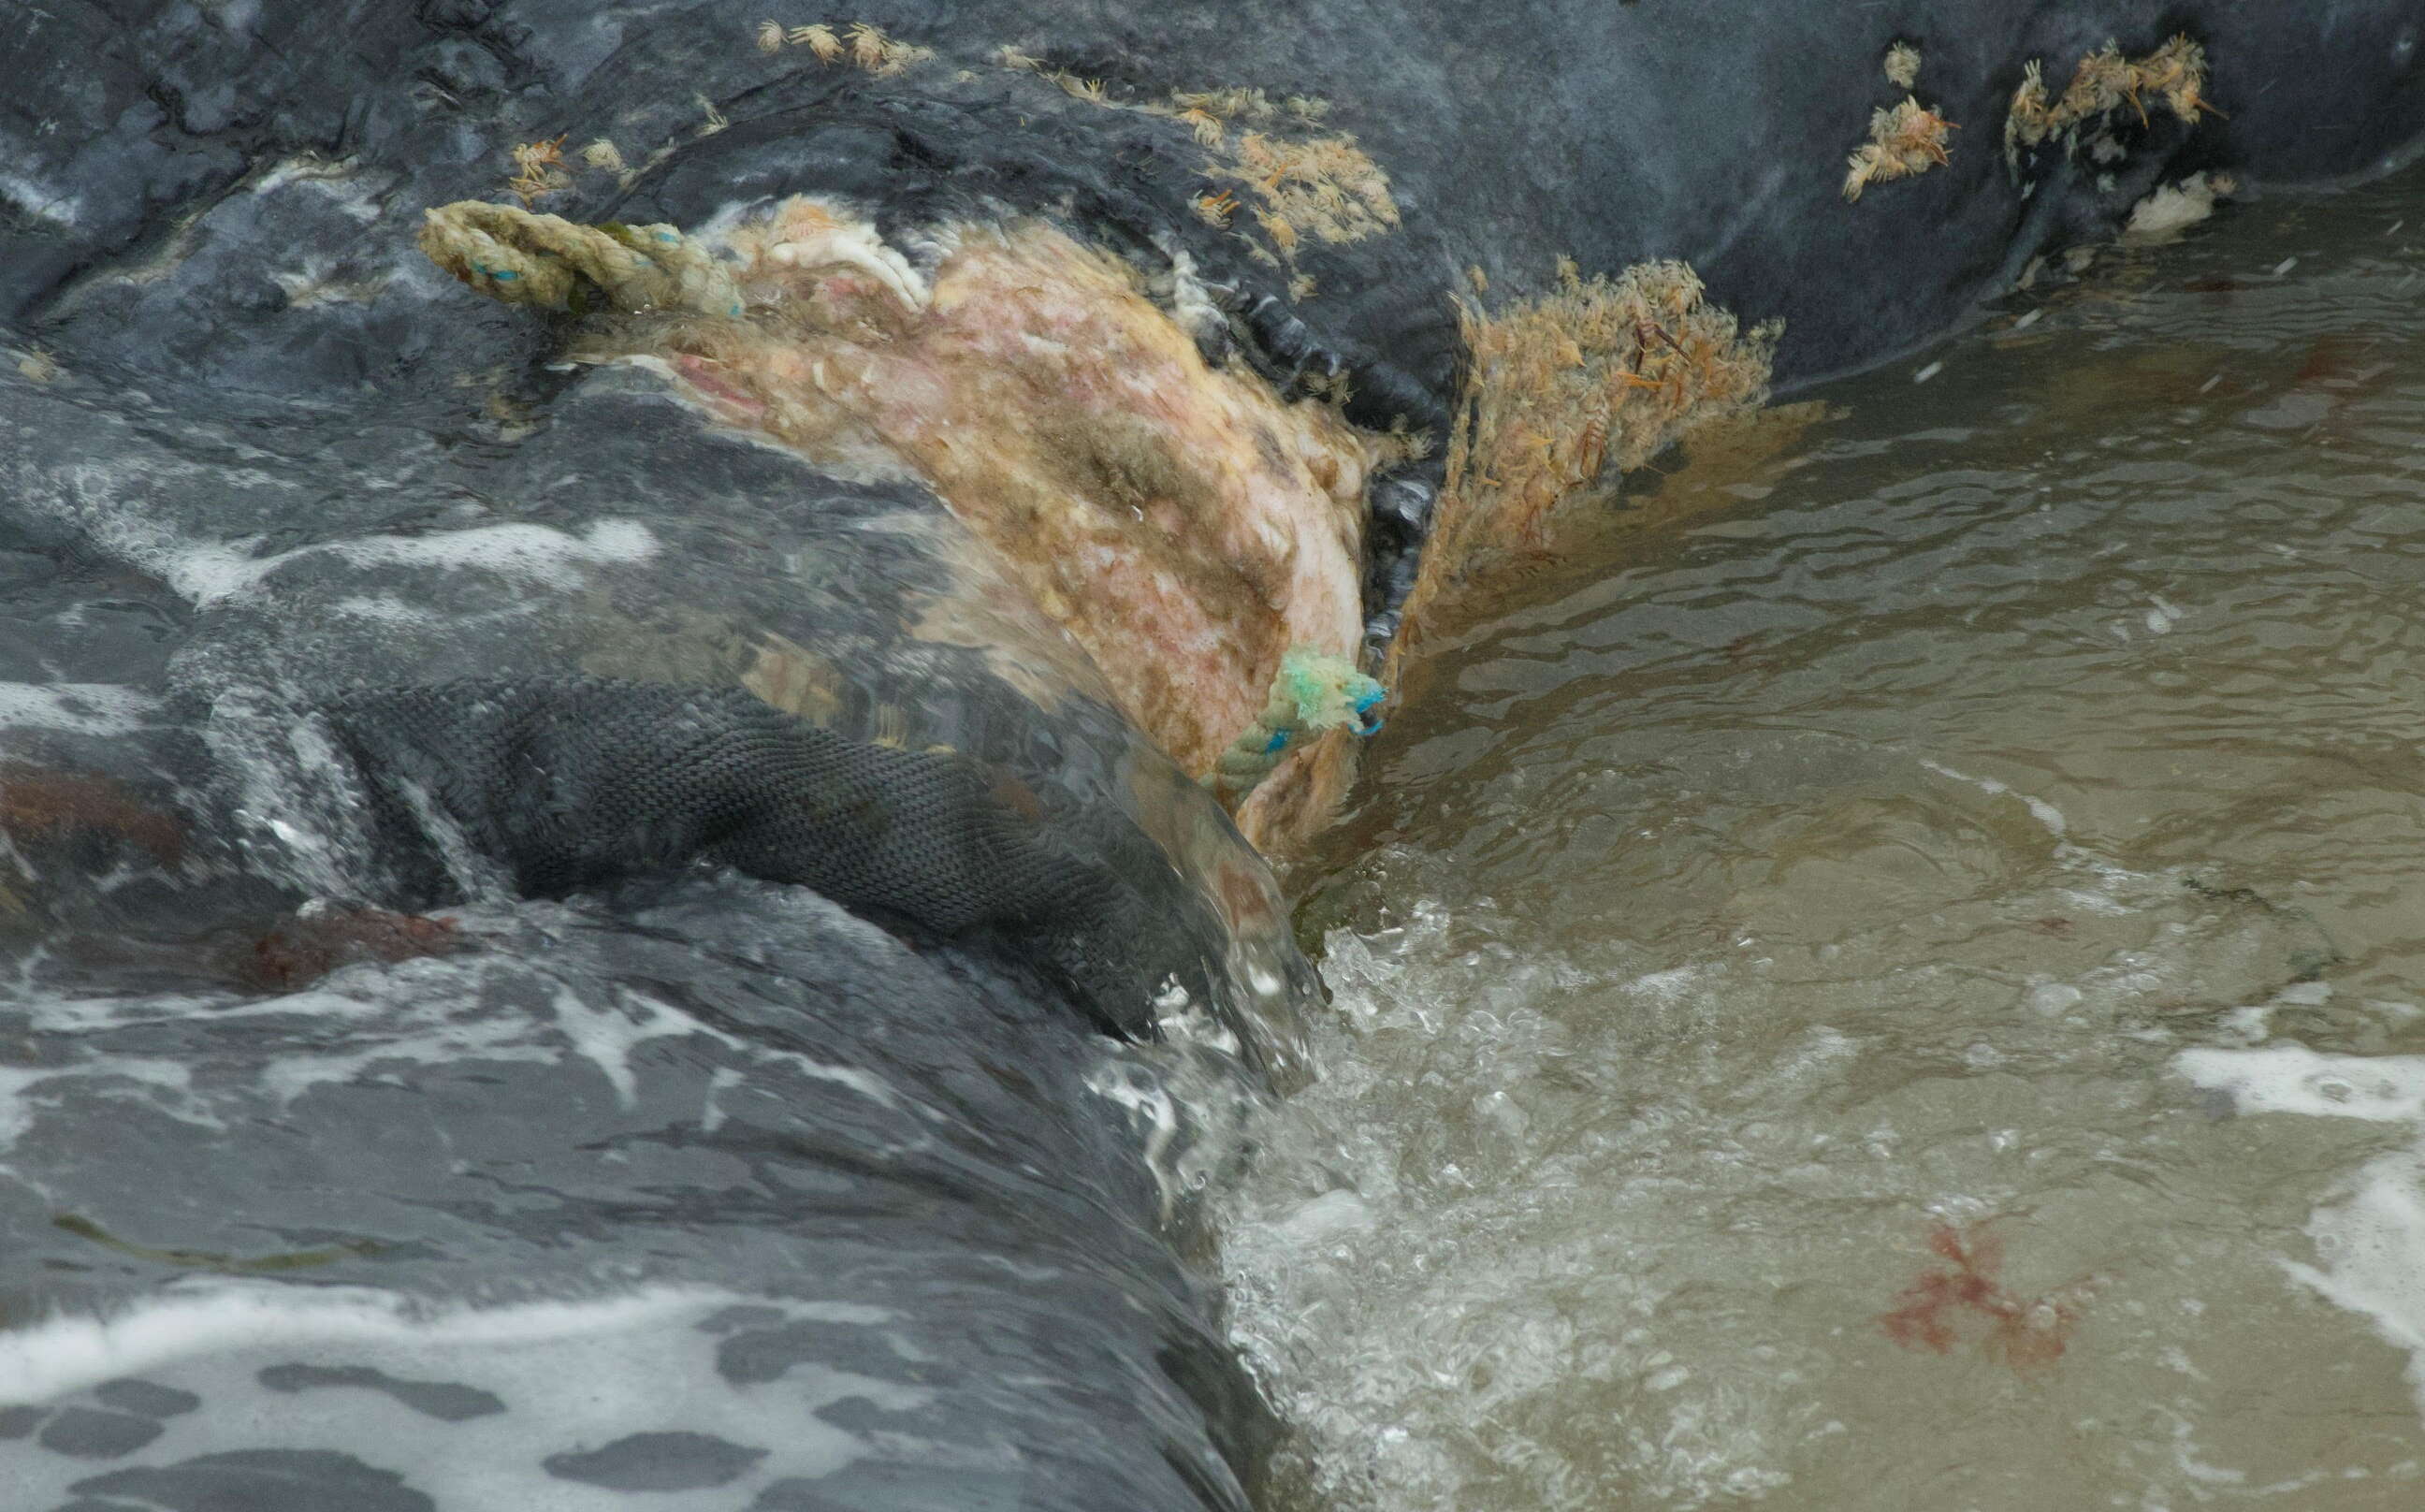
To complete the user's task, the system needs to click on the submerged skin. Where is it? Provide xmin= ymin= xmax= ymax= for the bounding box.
xmin=1 ymin=3 xmax=2421 ymax=1508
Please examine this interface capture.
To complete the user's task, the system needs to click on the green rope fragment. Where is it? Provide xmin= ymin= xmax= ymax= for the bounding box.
xmin=1206 ymin=647 xmax=1387 ymax=801
xmin=416 ymin=201 xmax=742 ymax=316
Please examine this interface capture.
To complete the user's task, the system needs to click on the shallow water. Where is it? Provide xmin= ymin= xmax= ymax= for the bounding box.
xmin=1223 ymin=165 xmax=2425 ymax=1509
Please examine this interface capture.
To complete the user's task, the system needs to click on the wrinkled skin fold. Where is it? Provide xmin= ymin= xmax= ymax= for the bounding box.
xmin=0 ymin=3 xmax=2419 ymax=1508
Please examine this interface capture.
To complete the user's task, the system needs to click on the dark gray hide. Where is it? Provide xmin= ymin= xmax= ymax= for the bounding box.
xmin=0 ymin=4 xmax=2419 ymax=1511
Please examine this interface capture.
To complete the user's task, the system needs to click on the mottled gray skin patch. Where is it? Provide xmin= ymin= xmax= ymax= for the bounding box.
xmin=37 ymin=1408 xmax=164 ymax=1460
xmin=71 ymin=1449 xmax=434 ymax=1512
xmin=254 ymin=1363 xmax=506 ymax=1423
xmin=0 ymin=1405 xmax=48 ymax=1438
xmin=717 ymin=1320 xmax=915 ymax=1387
xmin=543 ymin=1430 xmax=769 ymax=1491
xmin=92 ymin=1380 xmax=200 ymax=1418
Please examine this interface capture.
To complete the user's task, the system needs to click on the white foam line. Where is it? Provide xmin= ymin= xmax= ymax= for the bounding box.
xmin=567 ymin=983 xmax=903 ymax=1112
xmin=700 ymin=1066 xmax=745 ymax=1132
xmin=2173 ymin=1045 xmax=2425 ymax=1124
xmin=1920 ymin=759 xmax=2069 ymax=838
xmin=27 ymin=950 xmax=902 ymax=1126
xmin=254 ymin=1010 xmax=559 ymax=1108
xmin=0 ymin=1282 xmax=738 ymax=1407
xmin=61 ymin=469 xmax=658 ymax=607
xmin=2176 ymin=1045 xmax=2425 ymax=1429
xmin=552 ymin=982 xmax=690 ymax=1106
xmin=0 ymin=1057 xmax=210 ymax=1153
xmin=0 ymin=682 xmax=160 ymax=734
xmin=315 ymin=518 xmax=660 ymax=589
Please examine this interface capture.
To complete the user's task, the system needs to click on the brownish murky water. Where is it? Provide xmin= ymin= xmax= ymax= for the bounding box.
xmin=1222 ymin=162 xmax=2425 ymax=1510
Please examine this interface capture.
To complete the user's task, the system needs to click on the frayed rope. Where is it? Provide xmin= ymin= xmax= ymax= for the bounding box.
xmin=1206 ymin=648 xmax=1386 ymax=801
xmin=416 ymin=201 xmax=743 ymax=317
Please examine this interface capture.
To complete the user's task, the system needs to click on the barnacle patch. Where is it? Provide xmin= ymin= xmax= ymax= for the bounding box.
xmin=1844 ymin=97 xmax=1958 ymax=201
xmin=505 ymin=136 xmax=573 ymax=205
xmin=2005 ymin=35 xmax=2218 ymax=172
xmin=991 ymin=59 xmax=1398 ymax=278
xmin=753 ymin=19 xmax=934 ymax=74
xmin=1212 ymin=129 xmax=1399 ymax=251
xmin=421 ymin=198 xmax=1378 ymax=848
xmin=1392 ymin=258 xmax=1777 ymax=665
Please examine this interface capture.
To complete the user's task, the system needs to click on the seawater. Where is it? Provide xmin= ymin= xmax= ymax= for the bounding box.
xmin=1223 ymin=165 xmax=2425 ymax=1510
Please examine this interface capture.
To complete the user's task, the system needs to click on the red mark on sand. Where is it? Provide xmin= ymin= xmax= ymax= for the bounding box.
xmin=1879 ymin=1219 xmax=2103 ymax=1374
